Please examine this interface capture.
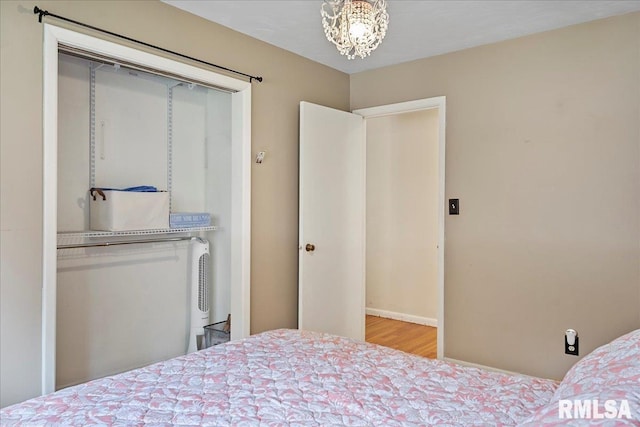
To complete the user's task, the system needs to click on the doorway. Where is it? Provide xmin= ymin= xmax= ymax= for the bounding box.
xmin=298 ymin=97 xmax=445 ymax=359
xmin=355 ymin=98 xmax=445 ymax=359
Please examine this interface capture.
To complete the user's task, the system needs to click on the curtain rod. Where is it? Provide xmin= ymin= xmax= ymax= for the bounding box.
xmin=33 ymin=6 xmax=263 ymax=83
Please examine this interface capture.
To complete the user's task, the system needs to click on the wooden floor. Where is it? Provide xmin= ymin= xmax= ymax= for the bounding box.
xmin=365 ymin=315 xmax=437 ymax=359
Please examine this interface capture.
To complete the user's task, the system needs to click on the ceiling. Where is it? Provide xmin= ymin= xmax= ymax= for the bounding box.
xmin=163 ymin=0 xmax=640 ymax=74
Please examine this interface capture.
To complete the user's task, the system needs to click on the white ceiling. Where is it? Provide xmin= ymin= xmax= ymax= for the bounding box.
xmin=163 ymin=0 xmax=640 ymax=74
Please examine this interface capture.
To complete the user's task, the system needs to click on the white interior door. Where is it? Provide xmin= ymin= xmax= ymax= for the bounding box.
xmin=298 ymin=101 xmax=365 ymax=341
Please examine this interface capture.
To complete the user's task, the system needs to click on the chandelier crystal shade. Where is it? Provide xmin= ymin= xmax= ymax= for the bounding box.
xmin=321 ymin=0 xmax=389 ymax=60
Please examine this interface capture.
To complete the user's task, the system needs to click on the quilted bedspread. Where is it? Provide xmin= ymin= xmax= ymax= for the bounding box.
xmin=1 ymin=329 xmax=557 ymax=426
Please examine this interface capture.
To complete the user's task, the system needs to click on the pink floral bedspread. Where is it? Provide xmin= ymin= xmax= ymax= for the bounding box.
xmin=518 ymin=328 xmax=640 ymax=426
xmin=1 ymin=329 xmax=557 ymax=426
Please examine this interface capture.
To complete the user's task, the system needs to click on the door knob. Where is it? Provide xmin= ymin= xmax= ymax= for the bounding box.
xmin=305 ymin=243 xmax=315 ymax=252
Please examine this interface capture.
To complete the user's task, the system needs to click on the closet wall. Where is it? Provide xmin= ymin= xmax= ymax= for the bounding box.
xmin=56 ymin=53 xmax=231 ymax=388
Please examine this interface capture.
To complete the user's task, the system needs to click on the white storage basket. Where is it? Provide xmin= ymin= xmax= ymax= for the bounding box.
xmin=89 ymin=188 xmax=169 ymax=231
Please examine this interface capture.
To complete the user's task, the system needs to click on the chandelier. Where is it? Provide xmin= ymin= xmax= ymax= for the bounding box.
xmin=321 ymin=0 xmax=389 ymax=60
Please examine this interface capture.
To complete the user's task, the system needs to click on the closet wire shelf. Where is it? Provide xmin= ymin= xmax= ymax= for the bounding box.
xmin=57 ymin=226 xmax=218 ymax=250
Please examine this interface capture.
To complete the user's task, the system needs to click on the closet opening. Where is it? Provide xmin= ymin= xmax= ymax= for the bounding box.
xmin=42 ymin=24 xmax=252 ymax=394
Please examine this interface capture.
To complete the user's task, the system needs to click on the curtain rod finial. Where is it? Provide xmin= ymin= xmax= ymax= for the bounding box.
xmin=34 ymin=6 xmax=48 ymax=23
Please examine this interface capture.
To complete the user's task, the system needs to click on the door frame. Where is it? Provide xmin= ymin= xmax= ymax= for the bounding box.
xmin=353 ymin=97 xmax=446 ymax=359
xmin=42 ymin=24 xmax=252 ymax=394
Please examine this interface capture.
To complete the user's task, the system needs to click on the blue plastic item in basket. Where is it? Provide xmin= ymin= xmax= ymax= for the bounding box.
xmin=103 ymin=186 xmax=159 ymax=192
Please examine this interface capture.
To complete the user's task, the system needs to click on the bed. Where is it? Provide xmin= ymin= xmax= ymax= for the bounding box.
xmin=1 ymin=328 xmax=638 ymax=426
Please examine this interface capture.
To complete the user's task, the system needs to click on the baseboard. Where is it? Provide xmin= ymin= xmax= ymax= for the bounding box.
xmin=444 ymin=357 xmax=540 ymax=379
xmin=366 ymin=307 xmax=438 ymax=327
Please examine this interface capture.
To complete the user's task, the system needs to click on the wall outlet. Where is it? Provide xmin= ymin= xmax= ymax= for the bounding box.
xmin=565 ymin=335 xmax=579 ymax=356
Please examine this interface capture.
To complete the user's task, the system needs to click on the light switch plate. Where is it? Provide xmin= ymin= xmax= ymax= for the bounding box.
xmin=449 ymin=199 xmax=459 ymax=215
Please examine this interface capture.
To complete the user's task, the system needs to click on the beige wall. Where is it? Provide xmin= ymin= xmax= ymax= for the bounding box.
xmin=0 ymin=0 xmax=349 ymax=407
xmin=352 ymin=12 xmax=640 ymax=379
xmin=366 ymin=110 xmax=439 ymax=321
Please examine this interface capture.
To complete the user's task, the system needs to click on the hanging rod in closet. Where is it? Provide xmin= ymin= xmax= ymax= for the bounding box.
xmin=57 ymin=236 xmax=194 ymax=250
xmin=33 ymin=6 xmax=264 ymax=83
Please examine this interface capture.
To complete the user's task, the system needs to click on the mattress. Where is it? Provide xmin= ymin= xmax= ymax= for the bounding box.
xmin=0 ymin=329 xmax=557 ymax=426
